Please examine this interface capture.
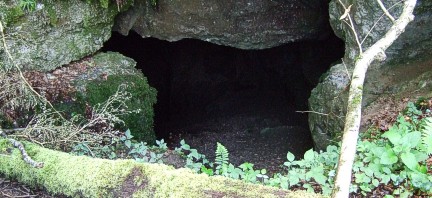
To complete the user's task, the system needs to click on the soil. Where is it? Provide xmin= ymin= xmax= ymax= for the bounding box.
xmin=0 ymin=175 xmax=64 ymax=198
xmin=167 ymin=115 xmax=313 ymax=175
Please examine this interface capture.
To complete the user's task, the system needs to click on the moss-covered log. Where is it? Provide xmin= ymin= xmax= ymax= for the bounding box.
xmin=0 ymin=140 xmax=323 ymax=198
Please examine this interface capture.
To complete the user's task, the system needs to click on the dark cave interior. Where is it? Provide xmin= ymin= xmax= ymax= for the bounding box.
xmin=101 ymin=31 xmax=344 ymax=164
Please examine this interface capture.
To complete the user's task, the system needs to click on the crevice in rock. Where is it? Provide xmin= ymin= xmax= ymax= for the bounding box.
xmin=101 ymin=31 xmax=343 ymax=169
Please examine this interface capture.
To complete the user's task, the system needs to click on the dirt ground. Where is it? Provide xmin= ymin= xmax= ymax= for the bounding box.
xmin=0 ymin=175 xmax=64 ymax=198
xmin=167 ymin=114 xmax=313 ymax=175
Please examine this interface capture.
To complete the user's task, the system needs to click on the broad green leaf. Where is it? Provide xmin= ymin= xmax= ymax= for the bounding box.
xmin=314 ymin=174 xmax=327 ymax=185
xmin=283 ymin=162 xmax=292 ymax=167
xmin=381 ymin=174 xmax=390 ymax=184
xmin=304 ymin=149 xmax=315 ymax=161
xmin=417 ymin=165 xmax=427 ymax=174
xmin=382 ymin=167 xmax=391 ymax=174
xmin=372 ymin=179 xmax=380 ymax=187
xmin=382 ymin=129 xmax=401 ymax=145
xmin=380 ymin=150 xmax=398 ymax=165
xmin=372 ymin=146 xmax=385 ymax=157
xmin=364 ymin=167 xmax=374 ymax=177
xmin=288 ymin=174 xmax=300 ymax=186
xmin=401 ymin=152 xmax=418 ymax=171
xmin=401 ymin=131 xmax=421 ymax=148
xmin=280 ymin=178 xmax=289 ymax=189
xmin=125 ymin=129 xmax=133 ymax=139
xmin=287 ymin=152 xmax=295 ymax=162
xmin=413 ymin=150 xmax=429 ymax=162
xmin=125 ymin=140 xmax=132 ymax=148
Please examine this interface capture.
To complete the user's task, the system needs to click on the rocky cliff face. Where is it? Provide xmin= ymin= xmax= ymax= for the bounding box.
xmin=309 ymin=0 xmax=432 ymax=150
xmin=113 ymin=0 xmax=331 ymax=49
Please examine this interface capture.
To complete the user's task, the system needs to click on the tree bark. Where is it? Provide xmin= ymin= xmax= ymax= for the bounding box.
xmin=0 ymin=140 xmax=322 ymax=198
xmin=332 ymin=1 xmax=417 ymax=198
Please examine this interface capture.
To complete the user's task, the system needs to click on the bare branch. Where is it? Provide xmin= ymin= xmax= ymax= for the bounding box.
xmin=0 ymin=128 xmax=44 ymax=168
xmin=376 ymin=0 xmax=396 ymax=22
xmin=296 ymin=111 xmax=329 ymax=116
xmin=361 ymin=1 xmax=403 ymax=45
xmin=338 ymin=0 xmax=363 ymax=54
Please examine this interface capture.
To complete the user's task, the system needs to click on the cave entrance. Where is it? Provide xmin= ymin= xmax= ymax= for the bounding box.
xmin=101 ymin=31 xmax=344 ymax=172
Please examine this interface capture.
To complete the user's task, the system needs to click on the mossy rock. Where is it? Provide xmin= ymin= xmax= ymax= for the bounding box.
xmin=83 ymin=74 xmax=157 ymax=143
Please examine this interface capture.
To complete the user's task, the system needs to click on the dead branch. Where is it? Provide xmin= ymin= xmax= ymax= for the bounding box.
xmin=0 ymin=128 xmax=43 ymax=168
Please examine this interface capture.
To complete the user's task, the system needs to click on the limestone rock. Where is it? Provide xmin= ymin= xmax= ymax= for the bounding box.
xmin=113 ymin=0 xmax=331 ymax=49
xmin=0 ymin=0 xmax=122 ymax=71
xmin=309 ymin=0 xmax=432 ymax=150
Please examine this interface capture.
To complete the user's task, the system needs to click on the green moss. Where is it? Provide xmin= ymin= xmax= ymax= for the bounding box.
xmin=1 ymin=5 xmax=25 ymax=26
xmin=99 ymin=0 xmax=110 ymax=8
xmin=0 ymin=140 xmax=324 ymax=197
xmin=84 ymin=74 xmax=157 ymax=143
xmin=0 ymin=139 xmax=138 ymax=196
xmin=46 ymin=5 xmax=58 ymax=26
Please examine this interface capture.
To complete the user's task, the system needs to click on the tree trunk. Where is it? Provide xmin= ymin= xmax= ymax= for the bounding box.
xmin=332 ymin=1 xmax=417 ymax=197
xmin=0 ymin=140 xmax=322 ymax=198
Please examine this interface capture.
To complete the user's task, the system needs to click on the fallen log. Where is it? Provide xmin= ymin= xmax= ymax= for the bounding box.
xmin=0 ymin=140 xmax=323 ymax=198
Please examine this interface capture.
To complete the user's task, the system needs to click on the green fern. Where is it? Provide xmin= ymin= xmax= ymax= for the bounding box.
xmin=215 ymin=142 xmax=229 ymax=174
xmin=421 ymin=117 xmax=432 ymax=155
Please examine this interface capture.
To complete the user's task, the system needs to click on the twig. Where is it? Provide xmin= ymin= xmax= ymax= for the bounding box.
xmin=296 ymin=111 xmax=329 ymax=116
xmin=341 ymin=58 xmax=351 ymax=81
xmin=0 ymin=21 xmax=66 ymax=122
xmin=0 ymin=128 xmax=44 ymax=168
xmin=338 ymin=0 xmax=363 ymax=55
xmin=361 ymin=1 xmax=403 ymax=45
xmin=376 ymin=0 xmax=395 ymax=22
xmin=2 ymin=128 xmax=26 ymax=135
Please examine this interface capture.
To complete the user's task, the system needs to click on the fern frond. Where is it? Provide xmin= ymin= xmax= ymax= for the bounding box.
xmin=215 ymin=142 xmax=229 ymax=166
xmin=421 ymin=117 xmax=432 ymax=155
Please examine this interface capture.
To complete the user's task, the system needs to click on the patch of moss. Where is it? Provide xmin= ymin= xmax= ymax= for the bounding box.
xmin=99 ymin=0 xmax=110 ymax=8
xmin=0 ymin=139 xmax=138 ymax=197
xmin=0 ymin=5 xmax=25 ymax=27
xmin=0 ymin=140 xmax=324 ymax=198
xmin=84 ymin=74 xmax=157 ymax=143
xmin=45 ymin=5 xmax=58 ymax=27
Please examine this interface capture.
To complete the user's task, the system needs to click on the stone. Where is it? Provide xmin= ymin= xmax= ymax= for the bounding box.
xmin=113 ymin=0 xmax=331 ymax=49
xmin=309 ymin=0 xmax=432 ymax=150
xmin=0 ymin=0 xmax=125 ymax=71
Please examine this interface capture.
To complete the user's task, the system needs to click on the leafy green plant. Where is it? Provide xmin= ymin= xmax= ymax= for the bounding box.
xmin=351 ymin=105 xmax=432 ymax=196
xmin=269 ymin=146 xmax=338 ymax=195
xmin=70 ymin=101 xmax=431 ymax=197
xmin=215 ymin=142 xmax=229 ymax=175
xmin=421 ymin=117 xmax=432 ymax=155
xmin=19 ymin=0 xmax=36 ymax=12
xmin=149 ymin=0 xmax=157 ymax=8
xmin=174 ymin=140 xmax=211 ymax=172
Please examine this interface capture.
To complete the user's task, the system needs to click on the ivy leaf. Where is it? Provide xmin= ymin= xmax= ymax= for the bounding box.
xmin=401 ymin=152 xmax=418 ymax=171
xmin=380 ymin=149 xmax=398 ymax=165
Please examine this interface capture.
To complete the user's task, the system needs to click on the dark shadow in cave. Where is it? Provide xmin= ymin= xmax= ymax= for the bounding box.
xmin=101 ymin=31 xmax=344 ymax=171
